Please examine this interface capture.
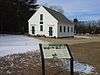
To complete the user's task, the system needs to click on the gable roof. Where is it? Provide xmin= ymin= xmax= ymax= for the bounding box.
xmin=43 ymin=6 xmax=73 ymax=25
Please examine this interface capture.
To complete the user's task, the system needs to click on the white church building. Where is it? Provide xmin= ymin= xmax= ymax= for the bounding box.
xmin=28 ymin=6 xmax=74 ymax=37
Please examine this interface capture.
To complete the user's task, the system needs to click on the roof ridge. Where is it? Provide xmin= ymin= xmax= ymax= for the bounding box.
xmin=43 ymin=6 xmax=73 ymax=25
xmin=43 ymin=6 xmax=63 ymax=14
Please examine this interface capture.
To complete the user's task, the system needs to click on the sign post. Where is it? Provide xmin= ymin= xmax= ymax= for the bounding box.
xmin=39 ymin=44 xmax=45 ymax=75
xmin=66 ymin=44 xmax=74 ymax=75
xmin=39 ymin=44 xmax=74 ymax=75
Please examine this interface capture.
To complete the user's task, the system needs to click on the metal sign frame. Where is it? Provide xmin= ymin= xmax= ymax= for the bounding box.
xmin=39 ymin=44 xmax=74 ymax=75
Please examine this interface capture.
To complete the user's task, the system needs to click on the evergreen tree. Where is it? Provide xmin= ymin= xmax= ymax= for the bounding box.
xmin=0 ymin=0 xmax=38 ymax=34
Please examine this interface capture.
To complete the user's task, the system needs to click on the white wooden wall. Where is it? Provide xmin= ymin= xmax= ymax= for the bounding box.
xmin=28 ymin=6 xmax=74 ymax=37
xmin=28 ymin=6 xmax=58 ymax=37
xmin=57 ymin=24 xmax=74 ymax=37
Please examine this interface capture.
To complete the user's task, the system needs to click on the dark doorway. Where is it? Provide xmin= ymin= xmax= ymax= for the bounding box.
xmin=49 ymin=27 xmax=53 ymax=36
xmin=32 ymin=26 xmax=35 ymax=34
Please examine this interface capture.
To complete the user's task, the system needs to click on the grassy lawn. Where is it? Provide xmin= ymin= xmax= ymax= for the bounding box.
xmin=35 ymin=36 xmax=100 ymax=45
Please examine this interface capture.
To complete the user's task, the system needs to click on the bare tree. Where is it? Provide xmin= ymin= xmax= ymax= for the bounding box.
xmin=97 ymin=20 xmax=100 ymax=27
xmin=49 ymin=5 xmax=64 ymax=14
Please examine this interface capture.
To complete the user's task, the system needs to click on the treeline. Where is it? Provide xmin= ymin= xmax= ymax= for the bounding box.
xmin=74 ymin=19 xmax=100 ymax=34
xmin=0 ymin=0 xmax=38 ymax=34
xmin=0 ymin=1 xmax=100 ymax=35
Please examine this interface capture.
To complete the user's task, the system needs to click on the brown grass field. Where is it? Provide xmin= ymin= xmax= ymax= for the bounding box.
xmin=70 ymin=42 xmax=100 ymax=74
xmin=36 ymin=36 xmax=100 ymax=75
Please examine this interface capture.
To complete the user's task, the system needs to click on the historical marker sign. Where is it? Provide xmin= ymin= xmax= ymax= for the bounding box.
xmin=39 ymin=44 xmax=74 ymax=75
xmin=42 ymin=44 xmax=71 ymax=59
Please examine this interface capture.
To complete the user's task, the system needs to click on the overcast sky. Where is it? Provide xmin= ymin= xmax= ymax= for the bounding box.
xmin=37 ymin=0 xmax=100 ymax=21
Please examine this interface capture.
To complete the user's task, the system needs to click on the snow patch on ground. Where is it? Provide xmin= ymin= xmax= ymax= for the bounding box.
xmin=74 ymin=35 xmax=92 ymax=39
xmin=0 ymin=35 xmax=45 ymax=57
xmin=62 ymin=60 xmax=96 ymax=74
xmin=73 ymin=61 xmax=95 ymax=74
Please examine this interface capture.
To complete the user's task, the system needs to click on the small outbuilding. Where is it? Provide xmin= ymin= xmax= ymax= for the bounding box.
xmin=28 ymin=6 xmax=74 ymax=37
